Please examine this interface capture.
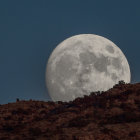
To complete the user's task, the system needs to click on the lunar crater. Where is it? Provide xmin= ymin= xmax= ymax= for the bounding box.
xmin=106 ymin=45 xmax=114 ymax=53
xmin=94 ymin=54 xmax=110 ymax=73
xmin=111 ymin=57 xmax=122 ymax=70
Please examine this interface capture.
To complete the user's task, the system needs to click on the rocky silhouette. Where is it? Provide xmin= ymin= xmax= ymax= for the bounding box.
xmin=0 ymin=82 xmax=140 ymax=140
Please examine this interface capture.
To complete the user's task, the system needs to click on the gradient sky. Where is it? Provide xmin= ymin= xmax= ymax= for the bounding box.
xmin=0 ymin=0 xmax=140 ymax=104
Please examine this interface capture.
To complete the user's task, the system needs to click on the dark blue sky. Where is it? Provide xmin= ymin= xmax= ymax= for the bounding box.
xmin=0 ymin=0 xmax=140 ymax=104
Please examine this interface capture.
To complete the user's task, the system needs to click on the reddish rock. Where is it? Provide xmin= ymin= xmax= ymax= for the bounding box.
xmin=0 ymin=83 xmax=140 ymax=139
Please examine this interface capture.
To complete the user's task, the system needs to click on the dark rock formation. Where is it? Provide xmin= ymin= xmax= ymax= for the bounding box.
xmin=0 ymin=83 xmax=140 ymax=140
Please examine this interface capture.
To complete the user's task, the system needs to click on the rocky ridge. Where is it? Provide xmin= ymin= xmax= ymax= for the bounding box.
xmin=0 ymin=82 xmax=140 ymax=140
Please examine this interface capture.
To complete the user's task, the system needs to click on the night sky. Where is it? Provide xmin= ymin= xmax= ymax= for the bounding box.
xmin=0 ymin=0 xmax=140 ymax=104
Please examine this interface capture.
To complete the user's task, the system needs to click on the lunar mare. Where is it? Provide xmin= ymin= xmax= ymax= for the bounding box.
xmin=46 ymin=34 xmax=131 ymax=101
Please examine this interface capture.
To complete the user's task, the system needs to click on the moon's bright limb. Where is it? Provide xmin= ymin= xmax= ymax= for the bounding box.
xmin=46 ymin=34 xmax=131 ymax=102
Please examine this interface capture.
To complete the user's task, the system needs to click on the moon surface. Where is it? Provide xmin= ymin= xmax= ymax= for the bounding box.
xmin=46 ymin=34 xmax=131 ymax=102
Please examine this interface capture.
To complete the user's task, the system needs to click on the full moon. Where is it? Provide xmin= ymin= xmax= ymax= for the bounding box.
xmin=46 ymin=34 xmax=131 ymax=102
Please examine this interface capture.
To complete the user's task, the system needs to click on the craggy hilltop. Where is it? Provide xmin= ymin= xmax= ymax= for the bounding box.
xmin=0 ymin=82 xmax=140 ymax=140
